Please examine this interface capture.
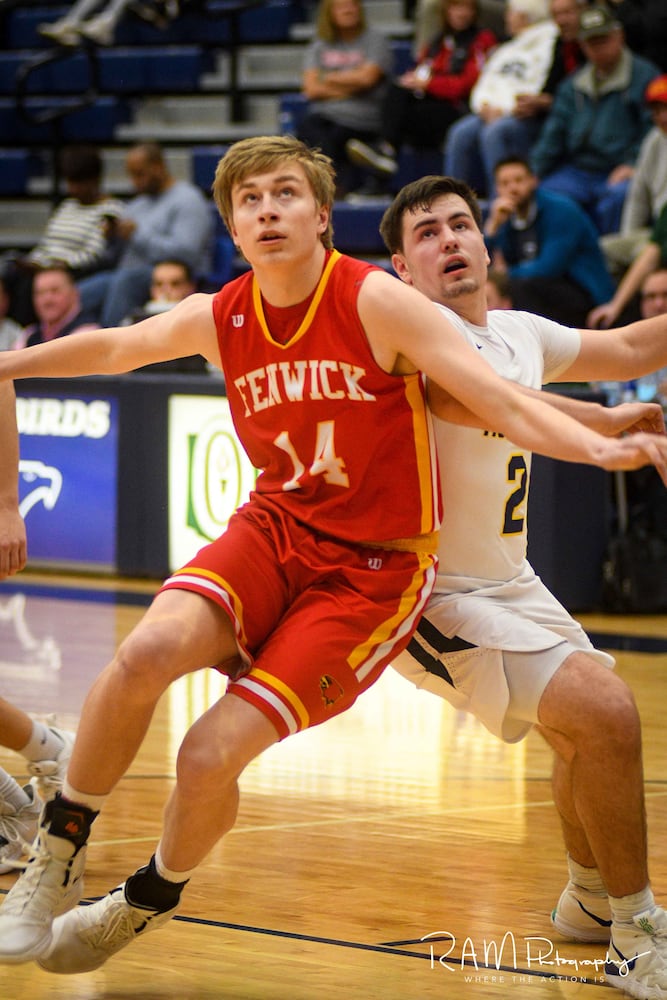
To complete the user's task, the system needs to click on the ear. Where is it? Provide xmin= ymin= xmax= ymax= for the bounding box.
xmin=317 ymin=204 xmax=330 ymax=234
xmin=391 ymin=253 xmax=413 ymax=285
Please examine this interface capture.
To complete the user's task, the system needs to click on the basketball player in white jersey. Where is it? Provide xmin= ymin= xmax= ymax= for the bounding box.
xmin=380 ymin=175 xmax=667 ymax=1000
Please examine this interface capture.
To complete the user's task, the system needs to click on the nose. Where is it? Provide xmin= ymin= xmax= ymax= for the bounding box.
xmin=257 ymin=192 xmax=279 ymax=218
xmin=440 ymin=226 xmax=459 ymax=249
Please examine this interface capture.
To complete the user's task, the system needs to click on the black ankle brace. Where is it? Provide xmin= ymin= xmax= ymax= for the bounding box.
xmin=125 ymin=855 xmax=188 ymax=913
xmin=45 ymin=793 xmax=98 ymax=848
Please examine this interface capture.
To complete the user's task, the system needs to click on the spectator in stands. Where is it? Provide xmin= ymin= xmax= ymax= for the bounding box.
xmin=530 ymin=4 xmax=660 ymax=236
xmin=0 ymin=277 xmax=23 ymax=352
xmin=412 ymin=0 xmax=505 ymax=55
xmin=122 ymin=260 xmax=210 ymax=374
xmin=640 ymin=268 xmax=667 ymax=321
xmin=5 ymin=145 xmax=123 ymax=327
xmin=77 ymin=142 xmax=213 ymax=327
xmin=484 ymin=156 xmax=614 ymax=325
xmin=485 ymin=267 xmax=513 ymax=309
xmin=600 ymin=74 xmax=667 ymax=278
xmin=296 ymin=0 xmax=393 ymax=199
xmin=588 ymin=201 xmax=667 ymax=329
xmin=443 ymin=0 xmax=581 ymax=198
xmin=344 ymin=0 xmax=497 ymax=183
xmin=639 ymin=268 xmax=667 ymax=402
xmin=17 ymin=266 xmax=99 ymax=348
xmin=122 ymin=258 xmax=207 ymax=372
xmin=605 ymin=0 xmax=667 ymax=74
xmin=126 ymin=258 xmax=197 ymax=320
xmin=39 ymin=0 xmax=180 ymax=47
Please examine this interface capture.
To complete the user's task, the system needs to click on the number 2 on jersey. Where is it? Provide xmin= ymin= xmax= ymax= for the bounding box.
xmin=503 ymin=454 xmax=527 ymax=535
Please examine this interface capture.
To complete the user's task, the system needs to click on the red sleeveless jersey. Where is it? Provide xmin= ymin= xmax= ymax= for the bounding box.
xmin=212 ymin=250 xmax=440 ymax=545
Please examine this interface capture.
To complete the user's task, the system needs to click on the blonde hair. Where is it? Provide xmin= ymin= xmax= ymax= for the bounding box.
xmin=315 ymin=0 xmax=366 ymax=43
xmin=213 ymin=135 xmax=337 ymax=250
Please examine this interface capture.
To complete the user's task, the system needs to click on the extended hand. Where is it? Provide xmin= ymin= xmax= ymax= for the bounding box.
xmin=605 ymin=401 xmax=666 ymax=437
xmin=609 ymin=432 xmax=667 ymax=485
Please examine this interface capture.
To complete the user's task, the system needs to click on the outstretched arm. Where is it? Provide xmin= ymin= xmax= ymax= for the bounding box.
xmin=0 ymin=293 xmax=220 ymax=382
xmin=0 ymin=381 xmax=27 ymax=579
xmin=430 ymin=384 xmax=665 ymax=437
xmin=358 ymin=271 xmax=667 ymax=481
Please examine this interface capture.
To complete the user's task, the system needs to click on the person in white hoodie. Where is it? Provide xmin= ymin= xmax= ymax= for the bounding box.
xmin=444 ymin=0 xmax=559 ymax=196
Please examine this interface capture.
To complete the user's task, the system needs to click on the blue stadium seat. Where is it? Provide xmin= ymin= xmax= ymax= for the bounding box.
xmin=391 ymin=146 xmax=444 ymax=192
xmin=330 ymin=200 xmax=390 ymax=256
xmin=97 ymin=46 xmax=208 ymax=92
xmin=6 ymin=6 xmax=69 ymax=49
xmin=1 ymin=51 xmax=93 ymax=94
xmin=0 ymin=96 xmax=130 ymax=142
xmin=192 ymin=145 xmax=229 ymax=193
xmin=278 ymin=93 xmax=308 ymax=135
xmin=0 ymin=150 xmax=42 ymax=195
xmin=24 ymin=0 xmax=301 ymax=47
xmin=391 ymin=38 xmax=413 ymax=76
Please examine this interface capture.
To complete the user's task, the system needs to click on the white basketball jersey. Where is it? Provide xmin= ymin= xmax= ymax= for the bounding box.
xmin=433 ymin=305 xmax=580 ymax=592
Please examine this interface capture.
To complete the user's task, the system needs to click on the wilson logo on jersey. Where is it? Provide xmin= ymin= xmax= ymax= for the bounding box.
xmin=231 ymin=314 xmax=244 ymax=328
xmin=233 ymin=360 xmax=376 ymax=416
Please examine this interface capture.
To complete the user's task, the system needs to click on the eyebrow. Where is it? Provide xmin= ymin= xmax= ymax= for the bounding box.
xmin=412 ymin=210 xmax=472 ymax=233
xmin=236 ymin=172 xmax=303 ymax=192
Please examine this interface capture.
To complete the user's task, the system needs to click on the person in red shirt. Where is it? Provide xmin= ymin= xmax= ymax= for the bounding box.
xmin=346 ymin=0 xmax=496 ymax=180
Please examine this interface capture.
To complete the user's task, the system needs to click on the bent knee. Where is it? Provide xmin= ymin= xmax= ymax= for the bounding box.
xmin=540 ymin=654 xmax=641 ymax=745
xmin=176 ymin=731 xmax=244 ymax=788
xmin=113 ymin=620 xmax=186 ymax=689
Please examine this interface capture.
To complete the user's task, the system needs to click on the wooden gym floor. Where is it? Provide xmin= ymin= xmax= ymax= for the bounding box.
xmin=0 ymin=572 xmax=666 ymax=999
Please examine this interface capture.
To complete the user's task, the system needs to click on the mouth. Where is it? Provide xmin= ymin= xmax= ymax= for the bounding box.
xmin=259 ymin=231 xmax=284 ymax=245
xmin=443 ymin=256 xmax=467 ymax=274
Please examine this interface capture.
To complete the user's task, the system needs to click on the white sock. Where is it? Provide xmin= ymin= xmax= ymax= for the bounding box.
xmin=0 ymin=768 xmax=31 ymax=811
xmin=609 ymin=887 xmax=657 ymax=926
xmin=567 ymin=854 xmax=607 ymax=895
xmin=19 ymin=721 xmax=64 ymax=763
xmin=155 ymin=841 xmax=196 ymax=884
xmin=62 ymin=780 xmax=107 ymax=814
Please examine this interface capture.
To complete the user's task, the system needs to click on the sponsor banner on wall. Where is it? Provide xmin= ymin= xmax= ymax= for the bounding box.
xmin=168 ymin=395 xmax=257 ymax=571
xmin=16 ymin=392 xmax=118 ymax=568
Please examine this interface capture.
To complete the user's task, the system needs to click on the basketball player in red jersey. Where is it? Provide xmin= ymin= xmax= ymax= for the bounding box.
xmin=0 ymin=136 xmax=666 ymax=974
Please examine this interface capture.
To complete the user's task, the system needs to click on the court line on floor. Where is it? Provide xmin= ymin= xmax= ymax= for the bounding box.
xmin=0 ymin=886 xmax=611 ymax=990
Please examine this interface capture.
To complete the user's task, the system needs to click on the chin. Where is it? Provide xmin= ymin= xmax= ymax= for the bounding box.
xmin=444 ymin=278 xmax=478 ymax=298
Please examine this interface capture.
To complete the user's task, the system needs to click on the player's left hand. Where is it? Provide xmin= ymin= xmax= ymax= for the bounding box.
xmin=605 ymin=401 xmax=666 ymax=437
xmin=0 ymin=508 xmax=27 ymax=580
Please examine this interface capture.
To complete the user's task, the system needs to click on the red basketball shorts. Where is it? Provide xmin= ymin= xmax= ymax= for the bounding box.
xmin=160 ymin=498 xmax=437 ymax=739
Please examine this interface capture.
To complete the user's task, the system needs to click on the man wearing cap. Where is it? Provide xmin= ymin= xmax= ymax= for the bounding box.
xmin=530 ymin=4 xmax=660 ymax=235
xmin=600 ymin=74 xmax=667 ymax=277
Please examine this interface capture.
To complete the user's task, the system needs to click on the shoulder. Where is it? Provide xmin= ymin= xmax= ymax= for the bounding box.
xmin=171 ymin=181 xmax=208 ymax=205
xmin=631 ymin=53 xmax=662 ymax=81
xmin=536 ymin=187 xmax=585 ymax=220
xmin=474 ymin=28 xmax=498 ymax=50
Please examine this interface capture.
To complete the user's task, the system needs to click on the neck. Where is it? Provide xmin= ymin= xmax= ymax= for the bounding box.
xmin=438 ymin=290 xmax=487 ymax=327
xmin=254 ymin=243 xmax=327 ymax=307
